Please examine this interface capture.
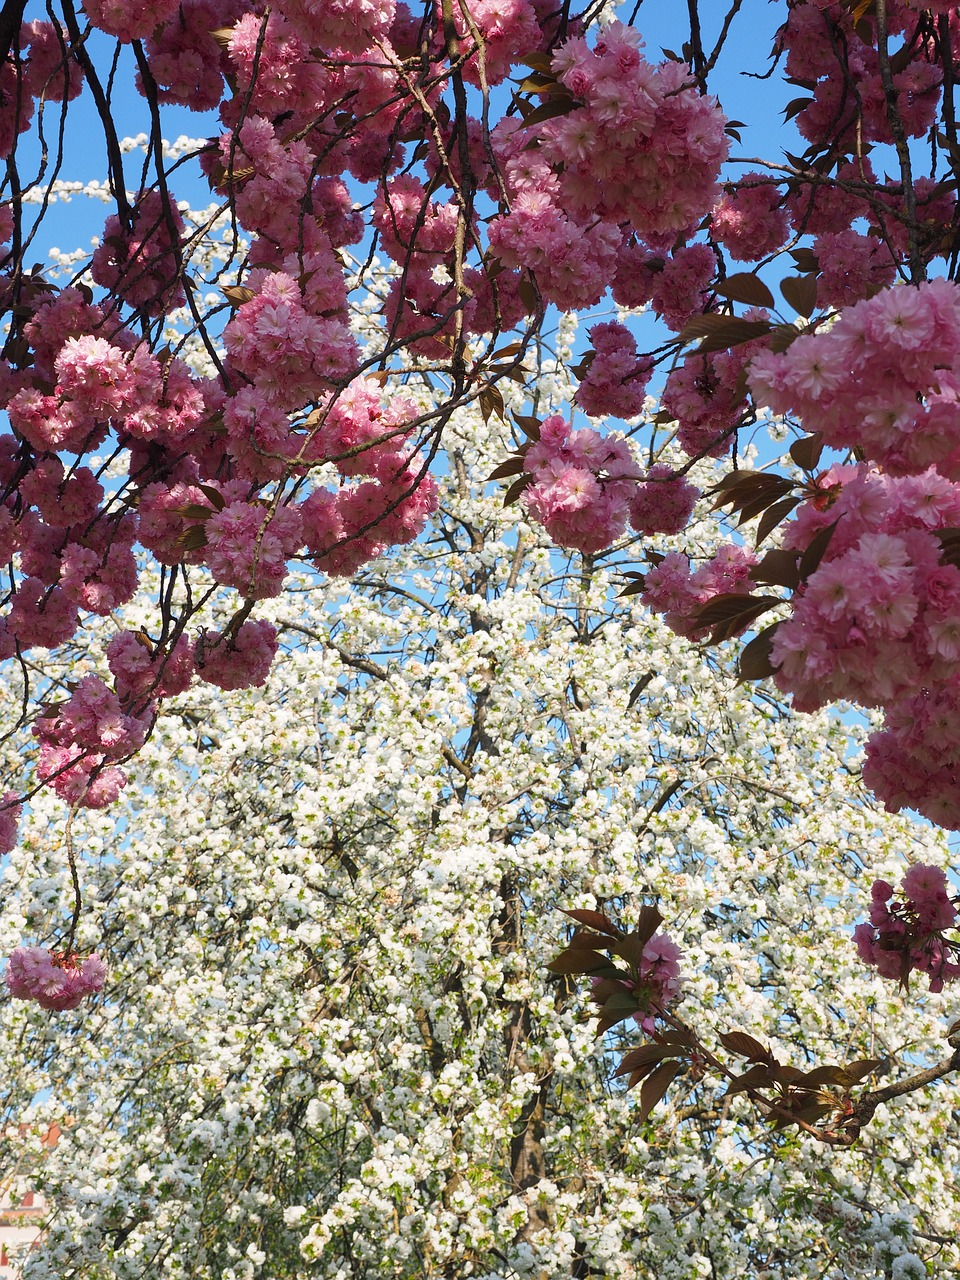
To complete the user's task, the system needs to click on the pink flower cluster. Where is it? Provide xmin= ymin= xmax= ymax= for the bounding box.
xmin=6 ymin=946 xmax=107 ymax=1011
xmin=521 ymin=419 xmax=703 ymax=553
xmin=633 ymin=930 xmax=683 ymax=1032
xmin=0 ymin=792 xmax=21 ymax=855
xmin=83 ymin=0 xmax=181 ymax=42
xmin=487 ymin=23 xmax=727 ymax=312
xmin=627 ymin=466 xmax=700 ymax=537
xmin=854 ymin=865 xmax=959 ymax=992
xmin=195 ymin=620 xmax=278 ymax=691
xmin=543 ymin=24 xmax=728 ymax=240
xmin=764 ymin=467 xmax=960 ymax=709
xmin=592 ymin=930 xmax=683 ymax=1034
xmin=33 ymin=676 xmax=150 ymax=809
xmin=613 ymin=242 xmax=716 ymax=333
xmin=521 ymin=415 xmax=639 ymax=554
xmin=711 ymin=173 xmax=789 ymax=263
xmin=661 ymin=345 xmax=754 ymax=461
xmin=813 ymin=230 xmax=896 ymax=310
xmin=205 ymin=501 xmax=304 ymax=600
xmin=302 ymin=454 xmax=438 ymax=576
xmin=91 ymin=190 xmax=186 ymax=316
xmin=575 ymin=322 xmax=651 ymax=421
xmin=749 ymin=279 xmax=960 ymax=477
xmin=782 ymin=2 xmax=941 ymax=151
xmin=641 ymin=544 xmax=758 ymax=638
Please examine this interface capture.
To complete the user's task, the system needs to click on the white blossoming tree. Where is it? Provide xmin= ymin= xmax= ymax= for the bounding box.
xmin=0 ymin=406 xmax=958 ymax=1280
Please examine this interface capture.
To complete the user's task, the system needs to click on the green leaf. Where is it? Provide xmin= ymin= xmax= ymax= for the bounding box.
xmin=602 ymin=990 xmax=640 ymax=1016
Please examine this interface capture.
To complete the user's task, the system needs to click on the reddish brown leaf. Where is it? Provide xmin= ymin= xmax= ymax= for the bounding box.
xmin=562 ymin=909 xmax=622 ymax=937
xmin=545 ymin=949 xmax=609 ymax=976
xmin=799 ymin=1064 xmax=852 ymax=1088
xmin=518 ymin=277 xmax=539 ymax=314
xmin=843 ymin=1058 xmax=885 ymax=1082
xmin=634 ymin=904 xmax=664 ymax=948
xmin=771 ymin=1063 xmax=804 ymax=1085
xmin=768 ymin=323 xmax=802 ymax=353
xmin=520 ymin=95 xmax=579 ymax=128
xmin=479 ymin=384 xmax=505 ymax=424
xmin=789 ymin=247 xmax=820 ymax=274
xmin=627 ymin=1061 xmax=665 ymax=1089
xmin=503 ymin=475 xmax=532 ymax=506
xmin=798 ymin=517 xmax=841 ymax=580
xmin=724 ymin=1063 xmax=776 ymax=1095
xmin=487 ymin=456 xmax=526 ymax=482
xmin=738 ymin=622 xmax=783 ymax=682
xmin=196 ymin=484 xmax=225 ymax=511
xmin=619 ymin=575 xmax=646 ymax=598
xmin=223 ymin=284 xmax=255 ymax=306
xmin=936 ymin=528 xmax=960 ymax=568
xmin=750 ymin=548 xmax=801 ymax=589
xmin=719 ymin=1031 xmax=773 ymax=1063
xmin=613 ymin=932 xmax=648 ymax=967
xmin=614 ymin=1044 xmax=672 ymax=1077
xmin=710 ymin=472 xmax=794 ymax=516
xmin=714 ymin=273 xmax=776 ymax=310
xmin=780 ymin=274 xmax=819 ymax=319
xmin=782 ymin=95 xmax=814 ymax=122
xmin=736 ymin=486 xmax=798 ymax=528
xmin=512 ymin=413 xmax=541 ymax=440
xmin=568 ymin=929 xmax=613 ymax=950
xmin=590 ymin=977 xmax=630 ymax=1003
xmin=178 ymin=525 xmax=208 ymax=551
xmin=177 ymin=504 xmax=215 ymax=521
xmin=638 ymin=1060 xmax=683 ymax=1119
xmin=694 ymin=593 xmax=781 ymax=644
xmin=755 ymin=496 xmax=800 ymax=546
xmin=679 ymin=315 xmax=773 ymax=355
xmin=789 ymin=432 xmax=825 ymax=471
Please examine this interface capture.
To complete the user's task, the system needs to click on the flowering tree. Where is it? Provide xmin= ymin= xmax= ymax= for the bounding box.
xmin=4 ymin=0 xmax=960 ymax=1209
xmin=1 ymin=437 xmax=958 ymax=1278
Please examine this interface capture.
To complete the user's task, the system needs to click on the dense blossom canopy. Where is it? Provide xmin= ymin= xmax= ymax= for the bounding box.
xmin=1 ymin=436 xmax=957 ymax=1278
xmin=2 ymin=0 xmax=960 ymax=1264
